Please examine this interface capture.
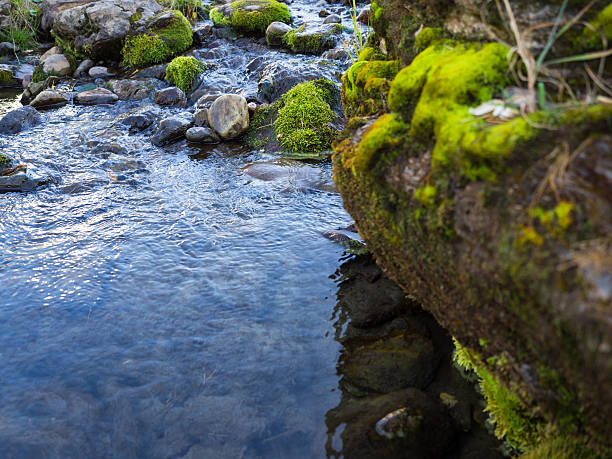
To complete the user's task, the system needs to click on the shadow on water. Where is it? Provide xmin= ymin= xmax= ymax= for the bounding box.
xmin=325 ymin=254 xmax=506 ymax=459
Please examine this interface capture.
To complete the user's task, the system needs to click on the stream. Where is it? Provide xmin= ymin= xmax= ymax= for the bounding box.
xmin=0 ymin=1 xmax=358 ymax=457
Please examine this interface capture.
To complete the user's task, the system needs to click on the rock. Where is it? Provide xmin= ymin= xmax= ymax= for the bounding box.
xmin=0 ymin=172 xmax=46 ymax=192
xmin=193 ymin=108 xmax=208 ymax=127
xmin=265 ymin=21 xmax=292 ymax=46
xmin=41 ymin=54 xmax=72 ymax=77
xmin=339 ymin=331 xmax=439 ymax=393
xmin=51 ymin=0 xmax=163 ymax=60
xmin=75 ymin=87 xmax=118 ymax=105
xmin=73 ymin=59 xmax=95 ymax=76
xmin=88 ymin=66 xmax=114 ymax=78
xmin=0 ymin=106 xmax=42 ymax=134
xmin=185 ymin=126 xmax=220 ymax=143
xmin=322 ymin=14 xmax=341 ymax=24
xmin=150 ymin=112 xmax=193 ymax=145
xmin=195 ymin=92 xmax=225 ymax=109
xmin=325 ymin=388 xmax=457 ymax=458
xmin=39 ymin=46 xmax=62 ymax=64
xmin=39 ymin=0 xmax=95 ymax=31
xmin=20 ymin=76 xmax=59 ymax=105
xmin=322 ymin=48 xmax=350 ymax=61
xmin=319 ymin=10 xmax=330 ymax=18
xmin=133 ymin=64 xmax=168 ymax=80
xmin=192 ymin=24 xmax=213 ymax=46
xmin=106 ymin=79 xmax=159 ymax=100
xmin=283 ymin=22 xmax=342 ymax=54
xmin=1 ymin=164 xmax=26 ymax=176
xmin=29 ymin=90 xmax=70 ymax=109
xmin=0 ymin=41 xmax=18 ymax=55
xmin=207 ymin=94 xmax=249 ymax=139
xmin=154 ymin=87 xmax=186 ymax=107
xmin=0 ymin=63 xmax=17 ymax=87
xmin=0 ymin=0 xmax=11 ymax=29
xmin=209 ymin=0 xmax=291 ymax=35
xmin=257 ymin=60 xmax=334 ymax=102
xmin=118 ymin=104 xmax=161 ymax=131
xmin=357 ymin=5 xmax=371 ymax=24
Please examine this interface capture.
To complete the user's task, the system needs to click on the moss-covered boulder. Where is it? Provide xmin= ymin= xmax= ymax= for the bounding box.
xmin=122 ymin=10 xmax=193 ymax=68
xmin=51 ymin=0 xmax=164 ymax=61
xmin=282 ymin=23 xmax=343 ymax=54
xmin=333 ymin=30 xmax=612 ymax=459
xmin=165 ymin=56 xmax=207 ymax=93
xmin=209 ymin=0 xmax=290 ymax=35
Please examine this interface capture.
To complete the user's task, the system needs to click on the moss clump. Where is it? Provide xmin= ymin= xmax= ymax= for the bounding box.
xmin=121 ymin=10 xmax=193 ymax=68
xmin=30 ymin=65 xmax=57 ymax=83
xmin=357 ymin=47 xmax=386 ymax=62
xmin=273 ymin=80 xmax=337 ymax=153
xmin=414 ymin=27 xmax=443 ymax=52
xmin=210 ymin=0 xmax=290 ymax=34
xmin=579 ymin=3 xmax=612 ymax=50
xmin=282 ymin=23 xmax=342 ymax=54
xmin=341 ymin=57 xmax=399 ymax=117
xmin=0 ymin=153 xmax=11 ymax=166
xmin=0 ymin=68 xmax=13 ymax=84
xmin=165 ymin=56 xmax=207 ymax=92
xmin=387 ymin=40 xmax=537 ymax=181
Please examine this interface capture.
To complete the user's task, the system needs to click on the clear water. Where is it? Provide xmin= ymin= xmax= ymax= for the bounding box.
xmin=0 ymin=2 xmax=363 ymax=456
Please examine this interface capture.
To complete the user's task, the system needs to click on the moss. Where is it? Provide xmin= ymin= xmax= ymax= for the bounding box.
xmin=211 ymin=0 xmax=290 ymax=34
xmin=357 ymin=46 xmax=386 ymax=61
xmin=282 ymin=23 xmax=342 ymax=54
xmin=529 ymin=201 xmax=575 ymax=234
xmin=273 ymin=80 xmax=337 ymax=153
xmin=579 ymin=3 xmax=612 ymax=50
xmin=453 ymin=340 xmax=544 ymax=450
xmin=0 ymin=152 xmax=11 ymax=166
xmin=0 ymin=68 xmax=13 ymax=84
xmin=121 ymin=10 xmax=193 ymax=68
xmin=130 ymin=12 xmax=143 ymax=25
xmin=414 ymin=184 xmax=437 ymax=206
xmin=371 ymin=1 xmax=383 ymax=21
xmin=341 ymin=58 xmax=399 ymax=117
xmin=209 ymin=7 xmax=231 ymax=26
xmin=232 ymin=0 xmax=290 ymax=33
xmin=414 ymin=27 xmax=443 ymax=52
xmin=520 ymin=436 xmax=602 ymax=458
xmin=165 ymin=56 xmax=207 ymax=92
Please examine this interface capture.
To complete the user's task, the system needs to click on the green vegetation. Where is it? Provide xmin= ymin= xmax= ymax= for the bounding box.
xmin=283 ymin=23 xmax=342 ymax=54
xmin=165 ymin=56 xmax=207 ymax=92
xmin=0 ymin=0 xmax=41 ymax=50
xmin=122 ymin=10 xmax=193 ymax=68
xmin=0 ymin=67 xmax=12 ymax=84
xmin=414 ymin=27 xmax=443 ymax=52
xmin=274 ymin=80 xmax=337 ymax=153
xmin=341 ymin=52 xmax=398 ymax=117
xmin=30 ymin=65 xmax=55 ymax=83
xmin=209 ymin=0 xmax=290 ymax=34
xmin=0 ymin=152 xmax=11 ymax=166
xmin=156 ymin=0 xmax=202 ymax=21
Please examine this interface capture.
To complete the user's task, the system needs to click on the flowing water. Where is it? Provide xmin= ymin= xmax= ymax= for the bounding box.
xmin=0 ymin=2 xmax=363 ymax=457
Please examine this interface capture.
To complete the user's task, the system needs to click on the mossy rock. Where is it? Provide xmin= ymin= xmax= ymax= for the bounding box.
xmin=0 ymin=66 xmax=14 ymax=86
xmin=122 ymin=10 xmax=193 ymax=68
xmin=209 ymin=0 xmax=291 ymax=35
xmin=333 ymin=31 xmax=612 ymax=455
xmin=282 ymin=23 xmax=343 ymax=55
xmin=165 ymin=56 xmax=207 ymax=92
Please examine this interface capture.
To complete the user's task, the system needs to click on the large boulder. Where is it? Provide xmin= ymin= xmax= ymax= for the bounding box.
xmin=207 ymin=94 xmax=249 ymax=139
xmin=51 ymin=0 xmax=163 ymax=61
xmin=209 ymin=0 xmax=290 ymax=35
xmin=0 ymin=106 xmax=42 ymax=134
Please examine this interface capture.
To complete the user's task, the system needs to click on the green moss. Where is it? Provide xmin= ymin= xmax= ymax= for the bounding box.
xmin=165 ymin=56 xmax=207 ymax=92
xmin=283 ymin=23 xmax=342 ymax=54
xmin=130 ymin=12 xmax=143 ymax=25
xmin=520 ymin=436 xmax=601 ymax=458
xmin=121 ymin=10 xmax=193 ymax=68
xmin=414 ymin=184 xmax=437 ymax=206
xmin=341 ymin=58 xmax=398 ymax=117
xmin=580 ymin=3 xmax=612 ymax=50
xmin=232 ymin=0 xmax=290 ymax=33
xmin=0 ymin=152 xmax=11 ymax=166
xmin=273 ymin=80 xmax=337 ymax=153
xmin=209 ymin=7 xmax=231 ymax=26
xmin=371 ymin=1 xmax=383 ymax=21
xmin=211 ymin=0 xmax=290 ymax=34
xmin=453 ymin=339 xmax=543 ymax=450
xmin=529 ymin=201 xmax=575 ymax=234
xmin=0 ymin=68 xmax=13 ymax=84
xmin=357 ymin=46 xmax=385 ymax=61
xmin=414 ymin=27 xmax=443 ymax=52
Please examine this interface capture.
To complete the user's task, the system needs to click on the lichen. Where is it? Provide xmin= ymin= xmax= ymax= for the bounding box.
xmin=165 ymin=56 xmax=207 ymax=92
xmin=210 ymin=0 xmax=290 ymax=34
xmin=121 ymin=10 xmax=193 ymax=68
xmin=273 ymin=79 xmax=337 ymax=153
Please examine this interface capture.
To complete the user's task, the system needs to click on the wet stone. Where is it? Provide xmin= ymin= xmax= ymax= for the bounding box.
xmin=265 ymin=21 xmax=292 ymax=46
xmin=322 ymin=14 xmax=341 ymax=24
xmin=29 ymin=90 xmax=70 ymax=109
xmin=0 ymin=106 xmax=42 ymax=134
xmin=118 ymin=105 xmax=161 ymax=132
xmin=151 ymin=113 xmax=193 ymax=145
xmin=193 ymin=108 xmax=208 ymax=127
xmin=339 ymin=330 xmax=439 ymax=393
xmin=76 ymin=87 xmax=118 ymax=105
xmin=185 ymin=126 xmax=220 ymax=144
xmin=207 ymin=94 xmax=249 ymax=139
xmin=74 ymin=59 xmax=95 ymax=77
xmin=154 ymin=87 xmax=187 ymax=107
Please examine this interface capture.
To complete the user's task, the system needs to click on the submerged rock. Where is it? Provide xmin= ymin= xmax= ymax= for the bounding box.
xmin=207 ymin=94 xmax=249 ymax=139
xmin=0 ymin=106 xmax=42 ymax=134
xmin=118 ymin=104 xmax=161 ymax=131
